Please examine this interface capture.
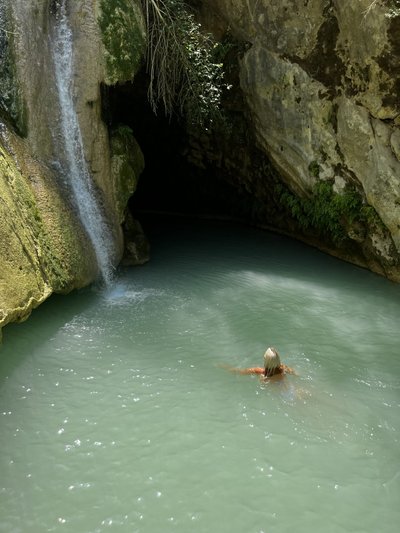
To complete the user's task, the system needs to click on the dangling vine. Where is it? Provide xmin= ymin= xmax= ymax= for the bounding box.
xmin=141 ymin=0 xmax=226 ymax=128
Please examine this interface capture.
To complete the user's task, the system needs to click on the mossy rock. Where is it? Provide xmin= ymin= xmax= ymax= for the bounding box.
xmin=110 ymin=125 xmax=144 ymax=223
xmin=275 ymin=179 xmax=385 ymax=244
xmin=99 ymin=0 xmax=146 ymax=85
xmin=0 ymin=128 xmax=97 ymax=337
xmin=0 ymin=3 xmax=28 ymax=135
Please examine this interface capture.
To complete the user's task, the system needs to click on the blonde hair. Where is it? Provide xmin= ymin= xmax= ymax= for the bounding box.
xmin=263 ymin=347 xmax=281 ymax=372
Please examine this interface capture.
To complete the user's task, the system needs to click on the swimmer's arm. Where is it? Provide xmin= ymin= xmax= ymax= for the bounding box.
xmin=237 ymin=367 xmax=264 ymax=375
xmin=218 ymin=364 xmax=264 ymax=375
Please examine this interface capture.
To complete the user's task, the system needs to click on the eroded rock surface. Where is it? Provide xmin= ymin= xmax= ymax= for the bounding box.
xmin=0 ymin=128 xmax=96 ymax=337
xmin=198 ymin=0 xmax=400 ymax=280
xmin=0 ymin=0 xmax=146 ymax=337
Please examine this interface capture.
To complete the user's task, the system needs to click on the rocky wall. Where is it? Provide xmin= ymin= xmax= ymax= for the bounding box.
xmin=0 ymin=127 xmax=96 ymax=338
xmin=197 ymin=0 xmax=400 ymax=280
xmin=0 ymin=0 xmax=146 ymax=337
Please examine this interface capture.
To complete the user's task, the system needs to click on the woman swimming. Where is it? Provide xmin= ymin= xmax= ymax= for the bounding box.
xmin=223 ymin=347 xmax=295 ymax=381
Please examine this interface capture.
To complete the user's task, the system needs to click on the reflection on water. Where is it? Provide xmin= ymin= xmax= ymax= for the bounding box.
xmin=0 ymin=218 xmax=399 ymax=533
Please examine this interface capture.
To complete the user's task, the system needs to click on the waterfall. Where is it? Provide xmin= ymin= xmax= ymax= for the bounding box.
xmin=51 ymin=0 xmax=115 ymax=285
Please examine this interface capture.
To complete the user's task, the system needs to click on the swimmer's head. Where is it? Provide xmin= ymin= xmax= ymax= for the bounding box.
xmin=263 ymin=347 xmax=281 ymax=372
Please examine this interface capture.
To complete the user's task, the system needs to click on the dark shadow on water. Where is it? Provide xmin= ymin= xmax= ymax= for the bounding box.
xmin=136 ymin=213 xmax=400 ymax=304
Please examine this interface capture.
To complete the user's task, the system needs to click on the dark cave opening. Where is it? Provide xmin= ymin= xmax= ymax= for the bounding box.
xmin=102 ymin=70 xmax=247 ymax=222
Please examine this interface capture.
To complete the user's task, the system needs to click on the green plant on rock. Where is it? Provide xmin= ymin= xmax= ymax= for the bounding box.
xmin=99 ymin=0 xmax=146 ymax=84
xmin=308 ymin=160 xmax=320 ymax=178
xmin=141 ymin=0 xmax=226 ymax=128
xmin=276 ymin=180 xmax=384 ymax=244
xmin=113 ymin=124 xmax=135 ymax=141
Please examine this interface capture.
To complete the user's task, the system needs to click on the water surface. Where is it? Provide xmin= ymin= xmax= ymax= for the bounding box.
xmin=1 ymin=218 xmax=399 ymax=532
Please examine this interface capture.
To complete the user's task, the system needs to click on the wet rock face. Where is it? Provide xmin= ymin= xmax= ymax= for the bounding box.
xmin=98 ymin=0 xmax=146 ymax=85
xmin=198 ymin=0 xmax=400 ymax=280
xmin=0 ymin=0 xmax=146 ymax=335
xmin=0 ymin=128 xmax=97 ymax=337
xmin=10 ymin=0 xmax=116 ymax=211
xmin=6 ymin=0 xmax=145 ymax=243
xmin=0 ymin=2 xmax=27 ymax=135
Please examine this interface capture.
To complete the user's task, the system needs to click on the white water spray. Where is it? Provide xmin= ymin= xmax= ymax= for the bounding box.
xmin=51 ymin=0 xmax=115 ymax=285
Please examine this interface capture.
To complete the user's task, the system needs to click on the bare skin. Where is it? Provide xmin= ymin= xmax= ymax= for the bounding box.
xmin=221 ymin=363 xmax=296 ymax=381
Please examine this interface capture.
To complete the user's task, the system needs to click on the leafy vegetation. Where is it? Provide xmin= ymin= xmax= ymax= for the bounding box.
xmin=141 ymin=0 xmax=227 ymax=128
xmin=308 ymin=160 xmax=320 ymax=178
xmin=276 ymin=180 xmax=383 ymax=244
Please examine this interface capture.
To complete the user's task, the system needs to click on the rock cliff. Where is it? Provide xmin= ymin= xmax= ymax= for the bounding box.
xmin=1 ymin=0 xmax=400 ymax=337
xmin=0 ymin=0 xmax=145 ymax=338
xmin=195 ymin=0 xmax=400 ymax=280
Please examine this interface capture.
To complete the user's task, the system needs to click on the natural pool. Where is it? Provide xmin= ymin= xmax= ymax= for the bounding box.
xmin=1 ymin=217 xmax=399 ymax=532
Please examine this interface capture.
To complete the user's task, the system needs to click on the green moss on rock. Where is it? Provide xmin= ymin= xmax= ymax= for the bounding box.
xmin=110 ymin=125 xmax=144 ymax=223
xmin=0 ymin=128 xmax=97 ymax=337
xmin=99 ymin=0 xmax=146 ymax=85
xmin=0 ymin=4 xmax=28 ymax=135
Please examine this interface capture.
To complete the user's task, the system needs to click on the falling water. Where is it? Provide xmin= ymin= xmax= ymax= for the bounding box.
xmin=51 ymin=0 xmax=115 ymax=285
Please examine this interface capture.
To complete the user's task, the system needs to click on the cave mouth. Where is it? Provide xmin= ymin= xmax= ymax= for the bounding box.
xmin=103 ymin=70 xmax=254 ymax=223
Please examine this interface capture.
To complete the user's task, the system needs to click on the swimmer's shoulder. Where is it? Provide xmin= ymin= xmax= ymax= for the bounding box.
xmin=282 ymin=364 xmax=296 ymax=375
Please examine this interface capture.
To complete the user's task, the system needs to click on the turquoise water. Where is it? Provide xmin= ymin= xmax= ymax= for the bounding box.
xmin=1 ymin=218 xmax=399 ymax=533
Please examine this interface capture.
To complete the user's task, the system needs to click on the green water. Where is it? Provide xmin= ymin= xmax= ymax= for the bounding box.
xmin=1 ymin=218 xmax=399 ymax=533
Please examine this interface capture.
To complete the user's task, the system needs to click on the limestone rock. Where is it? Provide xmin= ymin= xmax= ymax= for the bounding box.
xmin=0 ymin=0 xmax=146 ymax=336
xmin=199 ymin=0 xmax=400 ymax=279
xmin=122 ymin=213 xmax=150 ymax=266
xmin=337 ymin=98 xmax=400 ymax=252
xmin=0 ymin=2 xmax=27 ymax=135
xmin=98 ymin=0 xmax=146 ymax=85
xmin=0 ymin=127 xmax=96 ymax=339
xmin=391 ymin=129 xmax=400 ymax=162
xmin=110 ymin=125 xmax=145 ymax=224
xmin=9 ymin=0 xmax=146 ymax=256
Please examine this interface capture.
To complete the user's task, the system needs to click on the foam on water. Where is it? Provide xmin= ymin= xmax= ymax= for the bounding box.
xmin=101 ymin=282 xmax=166 ymax=308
